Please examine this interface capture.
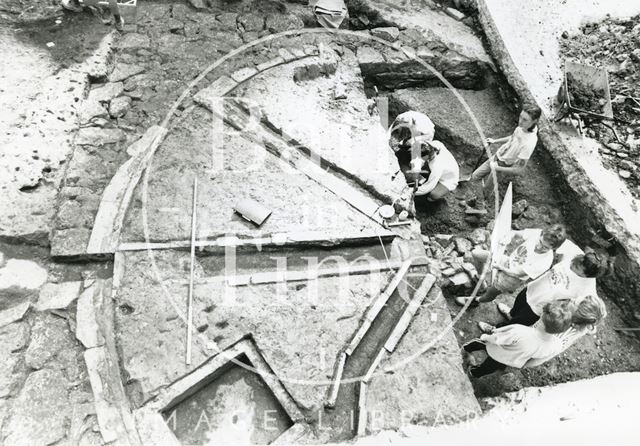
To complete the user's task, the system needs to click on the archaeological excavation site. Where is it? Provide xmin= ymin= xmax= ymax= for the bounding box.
xmin=1 ymin=0 xmax=640 ymax=445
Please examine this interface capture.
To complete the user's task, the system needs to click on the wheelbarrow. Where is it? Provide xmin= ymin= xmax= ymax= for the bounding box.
xmin=554 ymin=61 xmax=614 ymax=135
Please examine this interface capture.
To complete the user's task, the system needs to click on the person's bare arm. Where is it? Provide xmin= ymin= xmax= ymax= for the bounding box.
xmin=491 ymin=159 xmax=528 ymax=175
xmin=486 ymin=136 xmax=510 ymax=145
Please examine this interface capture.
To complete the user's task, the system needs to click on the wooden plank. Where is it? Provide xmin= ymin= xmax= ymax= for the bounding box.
xmin=271 ymin=423 xmax=310 ymax=446
xmin=170 ymin=258 xmax=427 ymax=287
xmin=356 ymin=381 xmax=368 ymax=437
xmin=117 ymin=229 xmax=395 ymax=252
xmin=325 ymin=351 xmax=347 ymax=409
xmin=186 ymin=177 xmax=197 ymax=365
xmin=384 ymin=274 xmax=436 ymax=353
xmin=215 ymin=101 xmax=387 ymax=227
xmin=363 ymin=348 xmax=386 ymax=383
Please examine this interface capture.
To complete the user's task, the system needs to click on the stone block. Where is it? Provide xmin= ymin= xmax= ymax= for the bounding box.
xmin=445 ymin=7 xmax=466 ymax=21
xmin=88 ymin=82 xmax=124 ymax=103
xmin=50 ymin=228 xmax=92 ymax=258
xmin=230 ymin=66 xmax=258 ymax=83
xmin=117 ymin=33 xmax=150 ymax=51
xmin=454 ymin=236 xmax=473 ymax=254
xmin=357 ymin=46 xmax=385 ymax=65
xmin=371 ymin=27 xmax=400 ymax=42
xmin=193 ymin=76 xmax=238 ymax=107
xmin=0 ymin=301 xmax=30 ymax=328
xmin=277 ymin=48 xmax=296 ymax=62
xmin=36 ymin=281 xmax=82 ymax=311
xmin=3 ymin=369 xmax=70 ymax=446
xmin=256 ymin=56 xmax=286 ymax=72
xmin=109 ymin=96 xmax=132 ymax=118
xmin=76 ymin=127 xmax=126 ymax=146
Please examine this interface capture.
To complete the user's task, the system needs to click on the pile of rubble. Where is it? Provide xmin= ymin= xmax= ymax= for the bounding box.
xmin=423 ymin=226 xmax=491 ymax=289
xmin=560 ymin=15 xmax=640 ymax=196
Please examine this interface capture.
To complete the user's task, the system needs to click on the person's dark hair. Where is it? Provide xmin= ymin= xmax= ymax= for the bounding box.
xmin=522 ymin=103 xmax=542 ymax=131
xmin=581 ymin=251 xmax=611 ymax=278
xmin=420 ymin=141 xmax=440 ymax=158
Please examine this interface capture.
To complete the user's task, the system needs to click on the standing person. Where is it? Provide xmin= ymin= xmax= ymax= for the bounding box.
xmin=462 ymin=300 xmax=573 ymax=378
xmin=466 ymin=104 xmax=542 ymax=214
xmin=525 ymin=294 xmax=607 ymax=367
xmin=455 ymin=224 xmax=566 ymax=308
xmin=478 ymin=243 xmax=610 ymax=333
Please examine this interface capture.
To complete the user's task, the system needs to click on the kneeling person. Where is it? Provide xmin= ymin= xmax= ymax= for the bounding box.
xmin=413 ymin=139 xmax=460 ymax=201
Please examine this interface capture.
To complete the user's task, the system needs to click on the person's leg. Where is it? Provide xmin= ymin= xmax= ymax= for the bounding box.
xmin=469 ymin=356 xmax=507 ymax=378
xmin=496 ymin=288 xmax=540 ymax=327
xmin=476 ymin=286 xmax=502 ymax=303
xmin=468 ymin=159 xmax=493 ymax=211
xmin=471 ymin=248 xmax=490 ymax=274
xmin=426 ymin=182 xmax=450 ymax=201
xmin=454 ymin=248 xmax=494 ymax=307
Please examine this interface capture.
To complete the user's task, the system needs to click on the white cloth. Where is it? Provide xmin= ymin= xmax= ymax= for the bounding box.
xmin=390 ymin=111 xmax=435 ymax=142
xmin=416 ymin=142 xmax=459 ymax=194
xmin=312 ymin=0 xmax=347 ymax=28
xmin=483 ymin=324 xmax=563 ymax=368
xmin=499 ymin=229 xmax=554 ymax=281
xmin=496 ymin=126 xmax=538 ymax=165
xmin=525 ymin=242 xmax=597 ymax=315
xmin=525 ymin=322 xmax=595 ymax=367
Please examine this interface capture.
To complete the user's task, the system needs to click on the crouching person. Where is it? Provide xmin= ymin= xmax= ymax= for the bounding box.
xmin=462 ymin=300 xmax=573 ymax=378
xmin=413 ymin=138 xmax=460 ymax=201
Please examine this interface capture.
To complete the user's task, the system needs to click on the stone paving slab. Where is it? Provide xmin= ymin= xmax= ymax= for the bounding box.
xmin=120 ymin=107 xmax=383 ymax=244
xmin=114 ymin=248 xmax=397 ymax=411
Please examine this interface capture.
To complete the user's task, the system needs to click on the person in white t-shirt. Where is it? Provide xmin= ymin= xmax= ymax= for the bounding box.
xmin=525 ymin=294 xmax=607 ymax=367
xmin=462 ymin=300 xmax=573 ymax=378
xmin=413 ymin=139 xmax=460 ymax=201
xmin=478 ymin=240 xmax=610 ymax=333
xmin=388 ymin=112 xmax=460 ymax=201
xmin=455 ymin=224 xmax=566 ymax=308
xmin=465 ymin=104 xmax=542 ymax=214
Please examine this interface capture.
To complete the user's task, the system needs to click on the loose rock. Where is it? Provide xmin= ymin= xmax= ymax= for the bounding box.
xmin=0 ymin=259 xmax=47 ymax=290
xmin=4 ymin=369 xmax=71 ymax=446
xmin=371 ymin=27 xmax=400 ymax=42
xmin=512 ymin=199 xmax=529 ymax=217
xmin=87 ymin=82 xmax=124 ymax=103
xmin=109 ymin=96 xmax=132 ymax=118
xmin=109 ymin=63 xmax=145 ymax=83
xmin=35 ymin=281 xmax=82 ymax=311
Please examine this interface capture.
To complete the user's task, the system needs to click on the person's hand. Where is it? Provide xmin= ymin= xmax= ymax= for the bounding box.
xmin=489 ymin=160 xmax=498 ymax=171
xmin=485 ymin=137 xmax=496 ymax=145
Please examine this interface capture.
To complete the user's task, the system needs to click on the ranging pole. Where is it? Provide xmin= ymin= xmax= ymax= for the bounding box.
xmin=186 ymin=177 xmax=198 ymax=365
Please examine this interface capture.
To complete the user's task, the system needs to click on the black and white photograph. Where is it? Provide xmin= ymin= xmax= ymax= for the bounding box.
xmin=0 ymin=0 xmax=639 ymax=445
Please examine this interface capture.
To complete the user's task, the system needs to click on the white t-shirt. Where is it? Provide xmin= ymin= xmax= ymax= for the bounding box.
xmin=391 ymin=111 xmax=435 ymax=141
xmin=499 ymin=229 xmax=554 ymax=281
xmin=496 ymin=126 xmax=538 ymax=165
xmin=525 ymin=322 xmax=595 ymax=367
xmin=484 ymin=324 xmax=562 ymax=368
xmin=416 ymin=142 xmax=460 ymax=194
xmin=525 ymin=241 xmax=597 ymax=315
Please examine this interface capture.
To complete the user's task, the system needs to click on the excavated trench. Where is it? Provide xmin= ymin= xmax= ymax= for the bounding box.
xmin=3 ymin=1 xmax=640 ymax=445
